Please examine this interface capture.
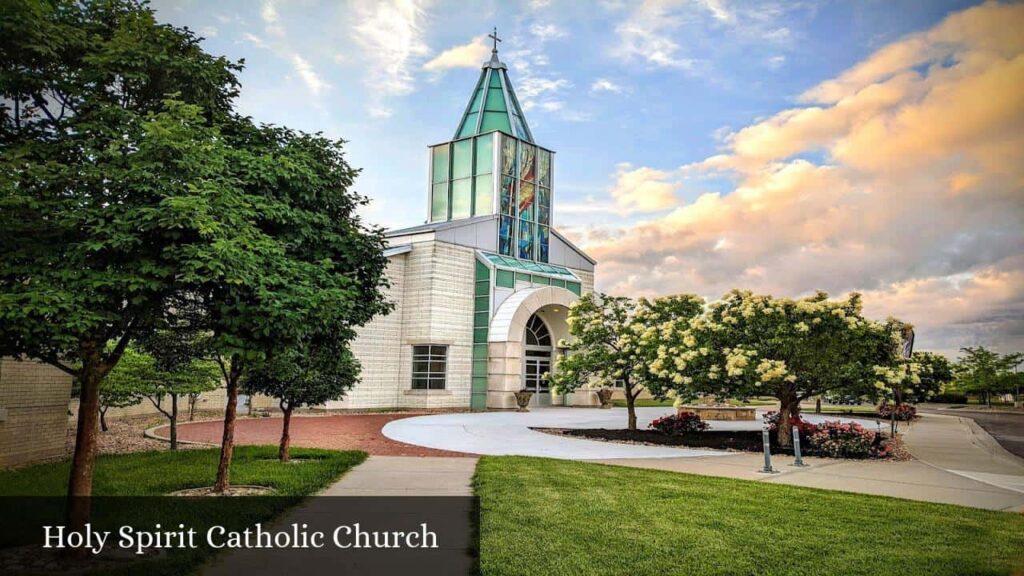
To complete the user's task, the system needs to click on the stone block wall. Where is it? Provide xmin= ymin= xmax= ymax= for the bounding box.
xmin=0 ymin=358 xmax=73 ymax=468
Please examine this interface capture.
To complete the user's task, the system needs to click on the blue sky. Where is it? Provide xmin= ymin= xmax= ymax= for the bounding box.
xmin=150 ymin=1 xmax=1024 ymax=356
xmin=152 ymin=0 xmax=974 ymax=229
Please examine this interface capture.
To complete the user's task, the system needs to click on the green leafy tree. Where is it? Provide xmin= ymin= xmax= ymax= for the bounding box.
xmin=955 ymin=347 xmax=1023 ymax=407
xmin=651 ymin=290 xmax=897 ymax=446
xmin=0 ymin=0 xmax=240 ymax=532
xmin=96 ymin=351 xmax=145 ymax=432
xmin=549 ymin=293 xmax=704 ymax=430
xmin=907 ymin=351 xmax=954 ymax=403
xmin=194 ymin=120 xmax=391 ymax=491
xmin=244 ymin=333 xmax=360 ymax=462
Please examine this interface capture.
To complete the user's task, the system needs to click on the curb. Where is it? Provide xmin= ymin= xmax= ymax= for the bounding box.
xmin=144 ymin=424 xmax=218 ymax=447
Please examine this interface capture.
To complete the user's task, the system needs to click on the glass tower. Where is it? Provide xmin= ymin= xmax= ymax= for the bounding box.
xmin=427 ymin=43 xmax=553 ymax=263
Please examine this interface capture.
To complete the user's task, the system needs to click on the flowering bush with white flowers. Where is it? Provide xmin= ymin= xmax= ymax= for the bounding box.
xmin=549 ymin=292 xmax=704 ymax=430
xmin=644 ymin=290 xmax=901 ymax=447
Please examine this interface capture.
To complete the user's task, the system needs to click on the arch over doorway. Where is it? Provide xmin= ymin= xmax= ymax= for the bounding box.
xmin=486 ymin=286 xmax=595 ymax=409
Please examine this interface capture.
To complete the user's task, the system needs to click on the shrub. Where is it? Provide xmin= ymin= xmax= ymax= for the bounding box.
xmin=807 ymin=421 xmax=878 ymax=459
xmin=930 ymin=393 xmax=968 ymax=404
xmin=650 ymin=412 xmax=709 ymax=435
xmin=878 ymin=402 xmax=916 ymax=421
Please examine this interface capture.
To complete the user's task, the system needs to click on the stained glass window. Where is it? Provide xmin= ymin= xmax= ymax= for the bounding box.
xmin=473 ymin=174 xmax=492 ymax=215
xmin=501 ymin=136 xmax=516 ymax=175
xmin=451 ymin=178 xmax=472 ymax=219
xmin=475 ymin=135 xmax=493 ymax=175
xmin=499 ymin=216 xmax=514 ymax=256
xmin=519 ymin=144 xmax=535 ymax=182
xmin=452 ymin=139 xmax=473 ymax=180
xmin=432 ymin=145 xmax=449 ymax=183
xmin=500 ymin=176 xmax=515 ymax=216
xmin=538 ymin=225 xmax=550 ymax=262
xmin=431 ymin=182 xmax=448 ymax=221
xmin=518 ymin=219 xmax=534 ymax=259
xmin=538 ymin=149 xmax=551 ymax=187
xmin=539 ymin=203 xmax=550 ymax=226
xmin=519 ymin=182 xmax=535 ymax=220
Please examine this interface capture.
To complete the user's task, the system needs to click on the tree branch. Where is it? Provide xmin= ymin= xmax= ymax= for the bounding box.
xmin=147 ymin=394 xmax=172 ymax=419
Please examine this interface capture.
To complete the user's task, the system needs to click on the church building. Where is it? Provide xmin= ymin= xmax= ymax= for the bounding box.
xmin=326 ymin=39 xmax=597 ymax=411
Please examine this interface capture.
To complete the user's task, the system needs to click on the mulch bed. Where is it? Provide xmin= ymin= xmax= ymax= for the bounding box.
xmin=535 ymin=427 xmax=909 ymax=460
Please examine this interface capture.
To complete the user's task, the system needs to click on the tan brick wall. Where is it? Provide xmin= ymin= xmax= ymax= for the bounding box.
xmin=0 ymin=358 xmax=73 ymax=468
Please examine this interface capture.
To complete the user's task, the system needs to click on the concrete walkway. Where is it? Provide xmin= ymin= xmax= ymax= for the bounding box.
xmin=322 ymin=455 xmax=478 ymax=496
xmin=382 ymin=406 xmax=882 ymax=459
xmin=200 ymin=456 xmax=477 ymax=575
xmin=598 ymin=413 xmax=1024 ymax=511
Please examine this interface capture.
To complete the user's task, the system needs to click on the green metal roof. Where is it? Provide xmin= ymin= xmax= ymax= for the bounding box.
xmin=454 ymin=51 xmax=533 ymax=142
xmin=479 ymin=251 xmax=578 ymax=281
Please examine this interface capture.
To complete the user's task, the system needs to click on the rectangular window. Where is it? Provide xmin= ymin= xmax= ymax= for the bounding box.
xmin=452 ymin=139 xmax=473 ymax=180
xmin=411 ymin=345 xmax=447 ymax=390
xmin=518 ymin=219 xmax=534 ymax=259
xmin=431 ymin=144 xmax=450 ymax=183
xmin=431 ymin=182 xmax=449 ymax=221
xmin=499 ymin=215 xmax=515 ymax=256
xmin=451 ymin=178 xmax=472 ymax=220
xmin=475 ymin=135 xmax=493 ymax=175
xmin=473 ymin=173 xmax=492 ymax=216
xmin=501 ymin=135 xmax=517 ymax=175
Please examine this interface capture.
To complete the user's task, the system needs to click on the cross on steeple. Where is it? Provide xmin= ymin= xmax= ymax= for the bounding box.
xmin=488 ymin=27 xmax=501 ymax=54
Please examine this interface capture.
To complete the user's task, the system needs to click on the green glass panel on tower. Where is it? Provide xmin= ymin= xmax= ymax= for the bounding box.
xmin=454 ymin=49 xmax=534 ymax=143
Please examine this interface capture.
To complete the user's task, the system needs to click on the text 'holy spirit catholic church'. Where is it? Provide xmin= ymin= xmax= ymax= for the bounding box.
xmin=326 ymin=35 xmax=598 ymax=411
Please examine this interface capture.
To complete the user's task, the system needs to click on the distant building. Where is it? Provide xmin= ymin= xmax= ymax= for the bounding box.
xmin=329 ymin=41 xmax=597 ymax=411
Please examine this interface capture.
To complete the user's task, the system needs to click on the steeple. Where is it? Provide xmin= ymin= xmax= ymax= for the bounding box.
xmin=453 ymin=28 xmax=533 ymax=142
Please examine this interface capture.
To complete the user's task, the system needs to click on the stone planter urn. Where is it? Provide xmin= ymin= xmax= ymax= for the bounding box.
xmin=596 ymin=388 xmax=614 ymax=409
xmin=514 ymin=390 xmax=533 ymax=412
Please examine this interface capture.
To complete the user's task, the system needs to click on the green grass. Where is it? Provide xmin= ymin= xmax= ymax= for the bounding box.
xmin=475 ymin=456 xmax=1024 ymax=576
xmin=0 ymin=445 xmax=365 ymax=496
xmin=0 ymin=446 xmax=366 ymax=575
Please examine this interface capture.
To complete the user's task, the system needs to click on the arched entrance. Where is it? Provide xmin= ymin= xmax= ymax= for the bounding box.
xmin=485 ymin=286 xmax=597 ymax=409
xmin=523 ymin=313 xmax=553 ymax=405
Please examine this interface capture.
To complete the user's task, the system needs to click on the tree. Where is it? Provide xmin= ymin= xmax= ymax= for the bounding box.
xmin=907 ymin=351 xmax=954 ymax=403
xmin=244 ymin=334 xmax=360 ymax=461
xmin=195 ymin=121 xmax=391 ymax=491
xmin=955 ymin=347 xmax=1023 ymax=407
xmin=96 ymin=351 xmax=145 ymax=432
xmin=651 ymin=290 xmax=897 ymax=446
xmin=549 ymin=293 xmax=704 ymax=430
xmin=0 ymin=0 xmax=240 ymax=534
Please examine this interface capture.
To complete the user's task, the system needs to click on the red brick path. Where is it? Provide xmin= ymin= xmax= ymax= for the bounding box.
xmin=156 ymin=413 xmax=472 ymax=457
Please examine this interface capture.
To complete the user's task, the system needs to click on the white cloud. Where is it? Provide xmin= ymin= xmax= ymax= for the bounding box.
xmin=424 ymin=36 xmax=489 ymax=71
xmin=352 ymin=0 xmax=430 ymax=115
xmin=199 ymin=26 xmax=218 ymax=38
xmin=591 ymin=78 xmax=624 ymax=93
xmin=291 ymin=54 xmax=328 ymax=96
xmin=577 ymin=2 xmax=1024 ymax=354
xmin=260 ymin=0 xmax=284 ymax=37
xmin=530 ymin=23 xmax=567 ymax=41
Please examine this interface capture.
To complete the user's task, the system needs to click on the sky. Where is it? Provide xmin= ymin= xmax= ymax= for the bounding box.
xmin=150 ymin=0 xmax=1024 ymax=358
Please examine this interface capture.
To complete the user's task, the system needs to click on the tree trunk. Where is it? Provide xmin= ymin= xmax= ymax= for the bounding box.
xmin=776 ymin=392 xmax=798 ymax=447
xmin=66 ymin=360 xmax=103 ymax=555
xmin=214 ymin=358 xmax=241 ymax=493
xmin=189 ymin=394 xmax=198 ymax=421
xmin=279 ymin=403 xmax=293 ymax=462
xmin=169 ymin=393 xmax=179 ymax=451
xmin=815 ymin=396 xmax=821 ymax=414
xmin=624 ymin=380 xmax=637 ymax=431
xmin=99 ymin=407 xmax=109 ymax=432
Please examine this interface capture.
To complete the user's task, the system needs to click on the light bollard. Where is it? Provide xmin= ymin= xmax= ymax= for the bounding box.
xmin=759 ymin=422 xmax=777 ymax=474
xmin=790 ymin=425 xmax=808 ymax=467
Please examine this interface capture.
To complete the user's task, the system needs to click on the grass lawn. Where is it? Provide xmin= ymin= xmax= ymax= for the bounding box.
xmin=611 ymin=398 xmax=674 ymax=408
xmin=0 ymin=446 xmax=365 ymax=575
xmin=475 ymin=456 xmax=1024 ymax=576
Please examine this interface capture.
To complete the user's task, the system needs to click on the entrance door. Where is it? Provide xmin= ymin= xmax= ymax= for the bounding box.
xmin=523 ymin=314 xmax=553 ymax=406
xmin=524 ymin=353 xmax=552 ymax=405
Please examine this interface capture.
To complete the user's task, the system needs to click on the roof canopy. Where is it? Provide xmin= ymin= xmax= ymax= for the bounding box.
xmin=454 ymin=50 xmax=533 ymax=142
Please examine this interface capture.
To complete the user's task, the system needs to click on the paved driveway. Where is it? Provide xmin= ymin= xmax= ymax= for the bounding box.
xmin=381 ymin=407 xmax=883 ymax=460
